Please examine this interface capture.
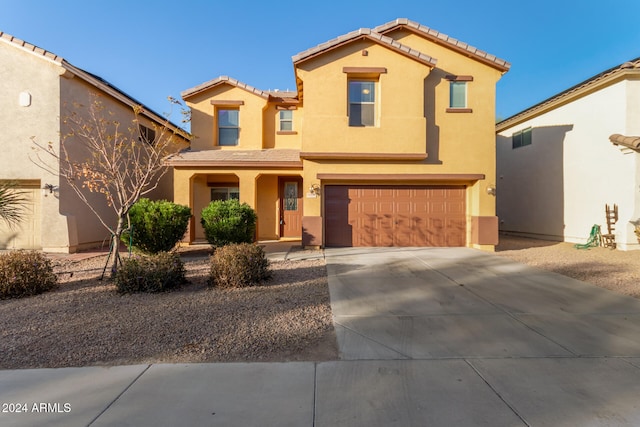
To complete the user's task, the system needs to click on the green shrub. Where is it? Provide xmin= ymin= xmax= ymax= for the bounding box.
xmin=200 ymin=199 xmax=257 ymax=247
xmin=121 ymin=198 xmax=191 ymax=254
xmin=208 ymin=243 xmax=271 ymax=288
xmin=115 ymin=252 xmax=186 ymax=294
xmin=0 ymin=251 xmax=57 ymax=299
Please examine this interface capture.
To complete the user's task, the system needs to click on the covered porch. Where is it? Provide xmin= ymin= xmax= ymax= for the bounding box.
xmin=168 ymin=149 xmax=303 ymax=245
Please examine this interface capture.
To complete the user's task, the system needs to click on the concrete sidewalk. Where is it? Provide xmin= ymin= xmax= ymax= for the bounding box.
xmin=2 ymin=247 xmax=640 ymax=426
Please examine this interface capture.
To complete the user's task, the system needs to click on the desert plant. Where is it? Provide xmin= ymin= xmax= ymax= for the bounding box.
xmin=208 ymin=243 xmax=271 ymax=288
xmin=0 ymin=251 xmax=57 ymax=299
xmin=200 ymin=199 xmax=257 ymax=247
xmin=115 ymin=252 xmax=186 ymax=294
xmin=0 ymin=181 xmax=26 ymax=227
xmin=121 ymin=198 xmax=191 ymax=254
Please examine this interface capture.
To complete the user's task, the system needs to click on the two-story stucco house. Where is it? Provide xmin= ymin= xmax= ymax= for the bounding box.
xmin=0 ymin=31 xmax=188 ymax=253
xmin=496 ymin=58 xmax=640 ymax=250
xmin=170 ymin=18 xmax=510 ymax=249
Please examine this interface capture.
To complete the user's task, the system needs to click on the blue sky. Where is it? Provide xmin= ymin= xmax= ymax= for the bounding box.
xmin=2 ymin=0 xmax=640 ymax=129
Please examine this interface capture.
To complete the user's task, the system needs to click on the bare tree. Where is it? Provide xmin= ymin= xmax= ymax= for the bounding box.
xmin=31 ymin=94 xmax=187 ymax=275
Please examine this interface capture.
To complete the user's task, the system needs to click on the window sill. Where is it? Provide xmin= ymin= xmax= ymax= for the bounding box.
xmin=446 ymin=108 xmax=473 ymax=113
xmin=277 ymin=131 xmax=298 ymax=135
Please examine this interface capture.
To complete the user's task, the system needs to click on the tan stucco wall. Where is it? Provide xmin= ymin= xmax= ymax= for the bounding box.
xmin=186 ymin=85 xmax=267 ymax=150
xmin=296 ymin=39 xmax=429 ymax=155
xmin=0 ymin=41 xmax=69 ymax=251
xmin=0 ymin=40 xmax=184 ymax=252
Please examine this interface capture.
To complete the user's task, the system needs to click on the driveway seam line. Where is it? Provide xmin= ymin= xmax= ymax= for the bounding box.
xmin=464 ymin=359 xmax=531 ymax=427
xmin=334 ymin=318 xmax=412 ymax=359
xmin=312 ymin=362 xmax=317 ymax=427
xmin=85 ymin=364 xmax=152 ymax=427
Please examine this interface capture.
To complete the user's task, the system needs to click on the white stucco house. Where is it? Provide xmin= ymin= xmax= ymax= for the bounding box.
xmin=0 ymin=31 xmax=188 ymax=252
xmin=496 ymin=57 xmax=640 ymax=250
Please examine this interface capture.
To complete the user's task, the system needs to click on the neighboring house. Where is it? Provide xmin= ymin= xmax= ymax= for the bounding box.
xmin=0 ymin=31 xmax=188 ymax=253
xmin=170 ymin=18 xmax=509 ymax=249
xmin=496 ymin=58 xmax=640 ymax=250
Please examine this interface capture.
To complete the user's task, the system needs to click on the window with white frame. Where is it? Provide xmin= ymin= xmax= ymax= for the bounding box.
xmin=218 ymin=109 xmax=239 ymax=146
xmin=512 ymin=127 xmax=532 ymax=149
xmin=211 ymin=187 xmax=239 ymax=201
xmin=279 ymin=110 xmax=293 ymax=131
xmin=348 ymin=80 xmax=376 ymax=126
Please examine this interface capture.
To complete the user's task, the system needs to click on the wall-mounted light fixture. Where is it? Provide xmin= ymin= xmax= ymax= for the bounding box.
xmin=42 ymin=183 xmax=58 ymax=196
xmin=486 ymin=185 xmax=496 ymax=196
xmin=309 ymin=183 xmax=321 ymax=197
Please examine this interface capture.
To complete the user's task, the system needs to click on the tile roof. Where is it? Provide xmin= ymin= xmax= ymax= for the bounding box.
xmin=0 ymin=31 xmax=63 ymax=64
xmin=610 ymin=134 xmax=640 ymax=151
xmin=166 ymin=149 xmax=302 ymax=167
xmin=292 ymin=27 xmax=437 ymax=68
xmin=0 ymin=31 xmax=185 ymax=134
xmin=497 ymin=58 xmax=640 ymax=131
xmin=181 ymin=76 xmax=273 ymax=100
xmin=373 ymin=18 xmax=510 ymax=72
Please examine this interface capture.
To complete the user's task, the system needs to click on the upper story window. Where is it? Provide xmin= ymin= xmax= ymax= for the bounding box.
xmin=138 ymin=124 xmax=156 ymax=145
xmin=348 ymin=80 xmax=376 ymax=127
xmin=512 ymin=127 xmax=532 ymax=149
xmin=279 ymin=110 xmax=293 ymax=131
xmin=450 ymin=82 xmax=467 ymax=108
xmin=218 ymin=109 xmax=239 ymax=146
xmin=446 ymin=75 xmax=473 ymax=113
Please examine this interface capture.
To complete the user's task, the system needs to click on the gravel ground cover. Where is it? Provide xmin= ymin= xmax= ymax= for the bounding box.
xmin=496 ymin=234 xmax=640 ymax=298
xmin=0 ymin=249 xmax=337 ymax=369
xmin=3 ymin=236 xmax=638 ymax=369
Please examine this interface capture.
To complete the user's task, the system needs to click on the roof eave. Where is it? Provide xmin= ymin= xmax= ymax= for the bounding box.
xmin=497 ymin=66 xmax=640 ymax=132
xmin=292 ymin=31 xmax=437 ymax=69
xmin=374 ymin=18 xmax=510 ymax=73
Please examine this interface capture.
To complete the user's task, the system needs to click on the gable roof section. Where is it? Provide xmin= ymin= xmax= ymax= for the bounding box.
xmin=497 ymin=58 xmax=640 ymax=132
xmin=374 ymin=18 xmax=510 ymax=73
xmin=181 ymin=75 xmax=299 ymax=105
xmin=182 ymin=75 xmax=270 ymax=100
xmin=292 ymin=27 xmax=437 ymax=68
xmin=0 ymin=31 xmax=185 ymax=135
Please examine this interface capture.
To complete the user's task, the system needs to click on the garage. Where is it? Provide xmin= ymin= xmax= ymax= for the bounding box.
xmin=324 ymin=185 xmax=466 ymax=247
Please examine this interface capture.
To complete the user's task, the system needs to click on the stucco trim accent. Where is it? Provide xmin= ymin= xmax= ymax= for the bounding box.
xmin=277 ymin=131 xmax=298 ymax=135
xmin=445 ymin=75 xmax=474 ymax=81
xmin=316 ymin=173 xmax=485 ymax=181
xmin=167 ymin=160 xmax=302 ymax=169
xmin=301 ymin=152 xmax=427 ymax=160
xmin=342 ymin=67 xmax=388 ymax=74
xmin=210 ymin=100 xmax=245 ymax=106
xmin=446 ymin=108 xmax=473 ymax=113
xmin=302 ymin=216 xmax=323 ymax=247
xmin=471 ymin=216 xmax=499 ymax=245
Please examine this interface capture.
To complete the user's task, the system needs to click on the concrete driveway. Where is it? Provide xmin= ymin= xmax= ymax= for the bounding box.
xmin=322 ymin=247 xmax=640 ymax=426
xmin=3 ymin=246 xmax=640 ymax=426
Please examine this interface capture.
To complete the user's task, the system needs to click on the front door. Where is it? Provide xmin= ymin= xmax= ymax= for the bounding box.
xmin=280 ymin=177 xmax=302 ymax=238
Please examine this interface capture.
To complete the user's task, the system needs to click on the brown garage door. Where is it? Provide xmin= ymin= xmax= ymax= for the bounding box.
xmin=324 ymin=185 xmax=466 ymax=247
